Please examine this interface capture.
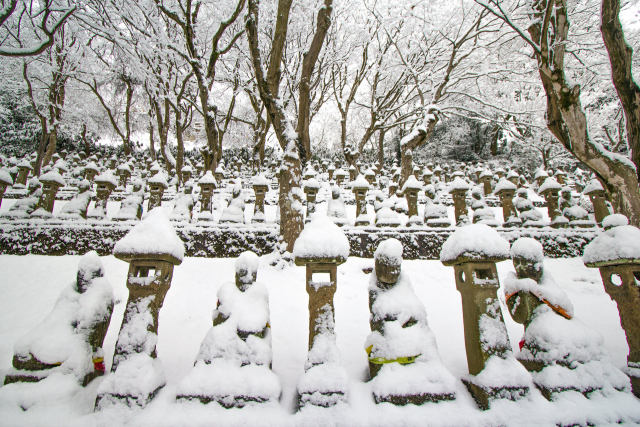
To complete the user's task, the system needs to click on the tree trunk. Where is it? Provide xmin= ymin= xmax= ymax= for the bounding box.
xmin=528 ymin=0 xmax=640 ymax=226
xmin=601 ymin=0 xmax=640 ymax=179
xmin=377 ymin=129 xmax=385 ymax=170
xmin=175 ymin=108 xmax=185 ymax=185
xmin=279 ymin=147 xmax=304 ymax=252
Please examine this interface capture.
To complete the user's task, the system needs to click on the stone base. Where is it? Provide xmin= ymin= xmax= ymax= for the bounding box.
xmin=462 ymin=378 xmax=528 ymax=411
xmin=95 ymin=386 xmax=164 ymax=410
xmin=374 ymin=391 xmax=455 ymax=405
xmin=298 ymin=390 xmax=346 ymax=408
xmin=297 ymin=362 xmax=348 ymax=408
xmin=176 ymin=394 xmax=272 ymax=408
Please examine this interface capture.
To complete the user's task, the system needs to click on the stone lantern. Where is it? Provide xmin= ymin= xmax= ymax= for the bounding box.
xmin=0 ymin=168 xmax=13 ymax=208
xmin=328 ymin=164 xmax=335 ymax=181
xmin=116 ymin=163 xmax=131 ymax=188
xmin=554 ymin=170 xmax=566 ymax=185
xmin=252 ymin=174 xmax=269 ymax=223
xmin=15 ymin=159 xmax=32 ymax=186
xmin=150 ymin=161 xmax=163 ymax=177
xmin=507 ymin=170 xmax=520 ymax=186
xmin=84 ymin=162 xmax=100 ymax=183
xmin=495 ymin=168 xmax=505 ymax=180
xmin=335 ymin=169 xmax=347 ymax=186
xmin=96 ymin=209 xmax=184 ymax=409
xmin=197 ymin=171 xmax=217 ymax=221
xmin=583 ymin=215 xmax=640 ymax=397
xmin=348 ymin=165 xmax=358 ymax=181
xmin=388 ymin=181 xmax=398 ymax=197
xmin=584 ymin=179 xmax=611 ymax=226
xmin=303 ymin=178 xmax=321 ymax=221
xmin=352 ymin=175 xmax=370 ymax=226
xmin=181 ymin=165 xmax=193 ymax=183
xmin=479 ymin=170 xmax=493 ymax=196
xmin=494 ymin=178 xmax=521 ymax=227
xmin=364 ymin=168 xmax=376 ymax=186
xmin=90 ymin=172 xmax=118 ymax=219
xmin=441 ymin=224 xmax=530 ymax=409
xmin=534 ymin=169 xmax=549 ymax=188
xmin=402 ymin=175 xmax=423 ymax=226
xmin=108 ymin=156 xmax=117 ymax=169
xmin=449 ymin=177 xmax=470 ymax=226
xmin=38 ymin=170 xmax=65 ymax=213
xmin=422 ymin=168 xmax=433 ymax=186
xmin=147 ymin=173 xmax=169 ymax=211
xmin=214 ymin=166 xmax=225 ymax=183
xmin=293 ymin=216 xmax=350 ymax=408
xmin=539 ymin=177 xmax=564 ymax=227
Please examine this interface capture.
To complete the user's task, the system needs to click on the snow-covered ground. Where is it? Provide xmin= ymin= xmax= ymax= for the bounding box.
xmin=0 ymin=254 xmax=638 ymax=426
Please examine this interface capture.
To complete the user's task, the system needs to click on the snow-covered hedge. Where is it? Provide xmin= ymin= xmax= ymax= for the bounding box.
xmin=0 ymin=221 xmax=597 ymax=259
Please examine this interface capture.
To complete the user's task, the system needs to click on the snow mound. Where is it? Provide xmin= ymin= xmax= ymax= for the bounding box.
xmin=602 ymin=214 xmax=628 ymax=230
xmin=113 ymin=208 xmax=184 ymax=263
xmin=95 ymin=171 xmax=118 ymax=187
xmin=293 ymin=215 xmax=350 ymax=261
xmin=0 ymin=168 xmax=14 ymax=185
xmin=440 ymin=224 xmax=510 ymax=265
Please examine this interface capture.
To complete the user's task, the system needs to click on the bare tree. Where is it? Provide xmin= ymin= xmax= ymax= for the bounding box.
xmin=154 ymin=0 xmax=246 ymax=173
xmin=601 ymin=0 xmax=640 ymax=180
xmin=476 ymin=0 xmax=640 ymax=225
xmin=0 ymin=0 xmax=76 ymax=57
xmin=246 ymin=0 xmax=333 ymax=250
xmin=22 ymin=23 xmax=78 ymax=175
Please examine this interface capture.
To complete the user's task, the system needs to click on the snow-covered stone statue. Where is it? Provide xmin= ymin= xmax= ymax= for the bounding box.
xmin=470 ymin=186 xmax=498 ymax=226
xmin=96 ymin=208 xmax=184 ymax=409
xmin=584 ymin=214 xmax=640 ymax=397
xmin=441 ymin=224 xmax=530 ymax=410
xmin=366 ymin=239 xmax=456 ymax=404
xmin=2 ymin=177 xmax=41 ymax=218
xmin=113 ymin=179 xmax=145 ymax=221
xmin=170 ymin=181 xmax=195 ymax=222
xmin=176 ymin=251 xmax=280 ymax=407
xmin=59 ymin=179 xmax=93 ymax=220
xmin=219 ymin=181 xmax=246 ymax=224
xmin=505 ymin=237 xmax=629 ymax=399
xmin=327 ymin=185 xmax=348 ymax=227
xmin=4 ymin=252 xmax=114 ymax=386
xmin=514 ymin=188 xmax=544 ymax=227
xmin=293 ymin=215 xmax=350 ymax=407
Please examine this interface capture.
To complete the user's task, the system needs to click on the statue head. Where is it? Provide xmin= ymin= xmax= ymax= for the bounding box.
xmin=235 ymin=251 xmax=259 ymax=291
xmin=374 ymin=238 xmax=403 ymax=287
xmin=510 ymin=237 xmax=543 ymax=282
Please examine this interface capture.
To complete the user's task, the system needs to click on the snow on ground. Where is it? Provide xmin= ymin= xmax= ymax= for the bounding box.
xmin=0 ymin=254 xmax=637 ymax=426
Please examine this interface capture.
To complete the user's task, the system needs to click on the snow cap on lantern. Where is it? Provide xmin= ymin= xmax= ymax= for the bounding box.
xmin=293 ymin=215 xmax=350 ymax=264
xmin=440 ymin=223 xmax=510 ymax=266
xmin=114 ymin=207 xmax=184 ymax=265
